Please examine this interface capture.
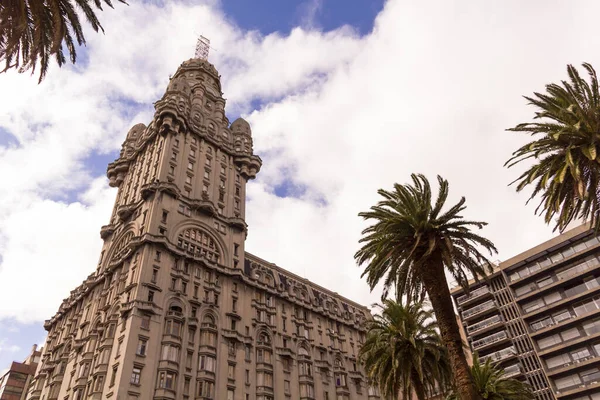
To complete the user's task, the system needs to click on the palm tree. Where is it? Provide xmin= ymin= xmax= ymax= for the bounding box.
xmin=447 ymin=354 xmax=533 ymax=400
xmin=355 ymin=174 xmax=497 ymax=400
xmin=506 ymin=63 xmax=600 ymax=232
xmin=359 ymin=299 xmax=451 ymax=400
xmin=0 ymin=0 xmax=126 ymax=83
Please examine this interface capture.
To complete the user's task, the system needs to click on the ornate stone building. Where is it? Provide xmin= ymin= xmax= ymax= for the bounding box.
xmin=27 ymin=56 xmax=378 ymax=400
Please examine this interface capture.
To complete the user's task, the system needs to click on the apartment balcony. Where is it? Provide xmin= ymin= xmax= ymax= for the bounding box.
xmin=480 ymin=346 xmax=517 ymax=364
xmin=472 ymin=331 xmax=509 ymax=351
xmin=555 ymin=379 xmax=600 ymax=398
xmin=503 ymin=364 xmax=522 ymax=378
xmin=547 ymin=355 xmax=598 ymax=377
xmin=457 ymin=286 xmax=492 ymax=307
xmin=467 ymin=315 xmax=503 ymax=336
xmin=462 ymin=300 xmax=497 ymax=322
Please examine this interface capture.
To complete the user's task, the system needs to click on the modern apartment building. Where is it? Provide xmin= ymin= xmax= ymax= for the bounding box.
xmin=0 ymin=345 xmax=41 ymax=400
xmin=452 ymin=224 xmax=600 ymax=400
xmin=25 ymin=52 xmax=378 ymax=400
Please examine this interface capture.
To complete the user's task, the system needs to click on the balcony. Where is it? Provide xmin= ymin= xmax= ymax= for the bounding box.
xmin=472 ymin=331 xmax=508 ymax=350
xmin=462 ymin=300 xmax=497 ymax=321
xmin=503 ymin=364 xmax=522 ymax=378
xmin=457 ymin=286 xmax=492 ymax=306
xmin=480 ymin=346 xmax=516 ymax=363
xmin=468 ymin=315 xmax=503 ymax=335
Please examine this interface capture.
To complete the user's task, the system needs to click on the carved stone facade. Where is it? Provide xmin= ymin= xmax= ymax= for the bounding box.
xmin=27 ymin=58 xmax=378 ymax=400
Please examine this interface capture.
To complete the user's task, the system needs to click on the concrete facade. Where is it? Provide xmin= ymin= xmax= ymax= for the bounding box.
xmin=452 ymin=224 xmax=600 ymax=400
xmin=0 ymin=345 xmax=41 ymax=400
xmin=26 ymin=58 xmax=378 ymax=400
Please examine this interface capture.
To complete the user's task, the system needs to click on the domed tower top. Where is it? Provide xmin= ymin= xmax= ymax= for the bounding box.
xmin=231 ymin=117 xmax=254 ymax=154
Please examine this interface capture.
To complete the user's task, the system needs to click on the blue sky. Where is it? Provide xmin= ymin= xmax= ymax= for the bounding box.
xmin=0 ymin=0 xmax=384 ymax=372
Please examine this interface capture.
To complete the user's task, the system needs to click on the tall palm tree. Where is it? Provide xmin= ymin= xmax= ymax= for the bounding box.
xmin=355 ymin=174 xmax=497 ymax=400
xmin=506 ymin=62 xmax=600 ymax=232
xmin=0 ymin=0 xmax=126 ymax=83
xmin=447 ymin=354 xmax=533 ymax=400
xmin=359 ymin=299 xmax=451 ymax=400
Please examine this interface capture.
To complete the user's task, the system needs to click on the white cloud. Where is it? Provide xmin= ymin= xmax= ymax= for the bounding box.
xmin=0 ymin=338 xmax=21 ymax=353
xmin=2 ymin=0 xmax=600 ymax=323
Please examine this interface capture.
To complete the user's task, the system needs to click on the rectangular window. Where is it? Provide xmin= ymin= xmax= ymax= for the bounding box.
xmin=199 ymin=355 xmax=216 ymax=372
xmin=158 ymin=371 xmax=176 ymax=389
xmin=148 ymin=290 xmax=155 ymax=303
xmin=228 ymin=364 xmax=235 ymax=379
xmin=136 ymin=338 xmax=147 ymax=356
xmin=190 ymin=149 xmax=196 ymax=158
xmin=227 ymin=390 xmax=234 ymax=400
xmin=130 ymin=367 xmax=141 ymax=385
xmin=185 ymin=175 xmax=192 ymax=184
xmin=169 ymin=165 xmax=175 ymax=175
xmin=188 ymin=162 xmax=194 ymax=170
xmin=184 ymin=377 xmax=190 ymax=395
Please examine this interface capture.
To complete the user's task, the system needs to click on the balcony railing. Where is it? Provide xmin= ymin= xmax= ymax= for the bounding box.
xmin=472 ymin=331 xmax=508 ymax=350
xmin=463 ymin=300 xmax=496 ymax=319
xmin=468 ymin=315 xmax=502 ymax=334
xmin=457 ymin=286 xmax=490 ymax=305
xmin=504 ymin=364 xmax=521 ymax=378
xmin=481 ymin=346 xmax=516 ymax=363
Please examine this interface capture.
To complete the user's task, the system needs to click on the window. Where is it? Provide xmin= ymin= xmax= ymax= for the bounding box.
xmin=136 ymin=338 xmax=147 ymax=356
xmin=300 ymin=383 xmax=314 ymax=398
xmin=190 ymin=149 xmax=196 ymax=158
xmin=245 ymin=345 xmax=251 ymax=360
xmin=78 ymin=363 xmax=90 ymax=378
xmin=199 ymin=355 xmax=216 ymax=372
xmin=169 ymin=165 xmax=175 ymax=175
xmin=221 ymin=165 xmax=226 ymax=175
xmin=233 ymin=299 xmax=237 ymax=312
xmin=544 ymin=291 xmax=562 ymax=304
xmin=151 ymin=268 xmax=158 ymax=283
xmin=94 ymin=375 xmax=104 ymax=391
xmin=257 ymin=371 xmax=273 ymax=388
xmin=335 ymin=373 xmax=346 ymax=387
xmin=141 ymin=314 xmax=150 ymax=330
xmin=184 ymin=377 xmax=190 ymax=395
xmin=545 ymin=352 xmax=571 ymax=369
xmin=185 ymin=175 xmax=192 ymax=184
xmin=174 ymin=139 xmax=179 ymax=148
xmin=194 ymin=284 xmax=199 ymax=298
xmin=129 ymin=366 xmax=141 ymax=385
xmin=186 ymin=352 xmax=193 ymax=369
xmin=555 ymin=373 xmax=582 ymax=390
xmin=158 ymin=371 xmax=176 ymax=389
xmin=204 ymin=170 xmax=210 ymax=179
xmin=235 ymin=199 xmax=240 ymax=209
xmin=197 ymin=380 xmax=214 ymax=397
xmin=561 ymin=327 xmax=581 ymax=341
xmin=246 ymin=369 xmax=250 ymax=384
xmin=228 ymin=364 xmax=235 ymax=379
xmin=165 ymin=320 xmax=182 ymax=337
xmin=284 ymin=380 xmax=290 ymax=393
xmin=188 ymin=162 xmax=194 ymax=170
xmin=147 ymin=290 xmax=154 ymax=302
xmin=201 ymin=330 xmax=217 ymax=347
xmin=161 ymin=344 xmax=180 ymax=362
xmin=538 ymin=333 xmax=562 ymax=349
xmin=228 ymin=390 xmax=234 ymax=400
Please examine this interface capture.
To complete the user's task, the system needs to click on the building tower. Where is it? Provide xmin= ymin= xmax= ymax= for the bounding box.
xmin=27 ymin=53 xmax=377 ymax=400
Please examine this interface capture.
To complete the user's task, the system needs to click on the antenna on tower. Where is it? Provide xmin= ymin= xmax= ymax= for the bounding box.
xmin=195 ymin=35 xmax=211 ymax=60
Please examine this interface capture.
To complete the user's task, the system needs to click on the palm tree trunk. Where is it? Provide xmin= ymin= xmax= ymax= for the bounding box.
xmin=420 ymin=259 xmax=480 ymax=400
xmin=411 ymin=372 xmax=427 ymax=400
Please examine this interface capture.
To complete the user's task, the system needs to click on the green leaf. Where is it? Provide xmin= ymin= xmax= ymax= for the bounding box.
xmin=590 ymin=144 xmax=597 ymax=160
xmin=558 ymin=164 xmax=569 ymax=183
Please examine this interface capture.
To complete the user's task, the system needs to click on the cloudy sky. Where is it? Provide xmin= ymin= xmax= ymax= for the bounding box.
xmin=1 ymin=0 xmax=599 ymax=369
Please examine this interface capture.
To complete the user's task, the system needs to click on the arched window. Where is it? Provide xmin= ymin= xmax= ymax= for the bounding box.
xmin=177 ymin=228 xmax=220 ymax=263
xmin=257 ymin=333 xmax=271 ymax=346
xmin=298 ymin=346 xmax=309 ymax=357
xmin=111 ymin=231 xmax=134 ymax=261
xmin=203 ymin=314 xmax=215 ymax=326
